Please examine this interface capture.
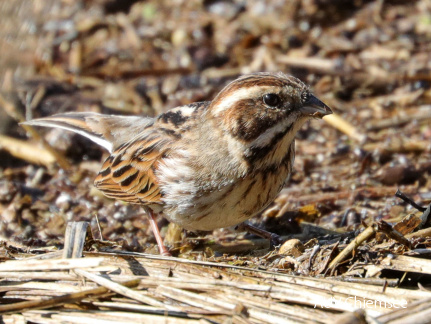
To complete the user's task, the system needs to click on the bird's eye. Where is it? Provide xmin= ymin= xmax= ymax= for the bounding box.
xmin=263 ymin=93 xmax=281 ymax=107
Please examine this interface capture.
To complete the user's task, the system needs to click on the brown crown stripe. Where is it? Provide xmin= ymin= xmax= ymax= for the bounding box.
xmin=224 ymin=73 xmax=305 ymax=93
xmin=228 ymin=77 xmax=289 ymax=90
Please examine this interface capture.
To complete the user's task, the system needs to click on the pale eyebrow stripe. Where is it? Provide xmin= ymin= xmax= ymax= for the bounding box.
xmin=212 ymin=85 xmax=283 ymax=114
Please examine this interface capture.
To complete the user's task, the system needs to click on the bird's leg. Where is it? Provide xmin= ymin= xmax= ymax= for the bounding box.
xmin=144 ymin=208 xmax=171 ymax=256
xmin=236 ymin=222 xmax=282 ymax=248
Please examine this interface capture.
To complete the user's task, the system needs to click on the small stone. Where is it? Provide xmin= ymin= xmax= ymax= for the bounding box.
xmin=279 ymin=239 xmax=304 ymax=257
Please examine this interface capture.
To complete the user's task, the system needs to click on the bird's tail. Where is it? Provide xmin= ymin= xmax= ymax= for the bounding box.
xmin=22 ymin=112 xmax=153 ymax=153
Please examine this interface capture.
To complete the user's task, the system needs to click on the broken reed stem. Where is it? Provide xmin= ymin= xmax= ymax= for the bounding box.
xmin=277 ymin=56 xmax=339 ymax=74
xmin=63 ymin=221 xmax=90 ymax=259
xmin=0 ymin=93 xmax=71 ymax=170
xmin=0 ymin=134 xmax=56 ymax=167
xmin=74 ymin=269 xmax=164 ymax=307
xmin=328 ymin=223 xmax=378 ymax=271
xmin=323 ymin=114 xmax=366 ymax=143
xmin=406 ymin=227 xmax=431 ymax=239
xmin=20 ymin=123 xmax=71 ymax=170
xmin=0 ymin=279 xmax=141 ymax=315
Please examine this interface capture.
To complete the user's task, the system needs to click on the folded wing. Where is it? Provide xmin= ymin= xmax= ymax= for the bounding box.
xmin=95 ymin=132 xmax=172 ymax=204
xmin=23 ymin=112 xmax=170 ymax=205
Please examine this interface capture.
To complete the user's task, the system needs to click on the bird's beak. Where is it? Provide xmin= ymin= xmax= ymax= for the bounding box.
xmin=300 ymin=94 xmax=332 ymax=118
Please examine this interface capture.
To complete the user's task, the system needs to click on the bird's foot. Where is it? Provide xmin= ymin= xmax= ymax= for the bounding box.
xmin=236 ymin=222 xmax=282 ymax=248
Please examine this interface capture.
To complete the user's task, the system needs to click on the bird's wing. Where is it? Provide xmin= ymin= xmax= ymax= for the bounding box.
xmin=23 ymin=112 xmax=170 ymax=205
xmin=94 ymin=131 xmax=173 ymax=205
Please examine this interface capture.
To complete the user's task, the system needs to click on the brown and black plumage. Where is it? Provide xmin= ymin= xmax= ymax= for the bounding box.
xmin=24 ymin=72 xmax=332 ymax=255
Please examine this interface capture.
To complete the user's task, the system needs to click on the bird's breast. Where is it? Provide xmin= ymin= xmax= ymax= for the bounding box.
xmin=158 ymin=147 xmax=294 ymax=231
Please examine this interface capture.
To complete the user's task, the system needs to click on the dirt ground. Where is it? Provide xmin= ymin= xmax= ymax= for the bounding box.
xmin=2 ymin=1 xmax=431 ymax=323
xmin=1 ymin=0 xmax=431 ymax=263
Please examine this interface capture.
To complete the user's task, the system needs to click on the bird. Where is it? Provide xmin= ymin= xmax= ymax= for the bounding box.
xmin=23 ymin=72 xmax=332 ymax=255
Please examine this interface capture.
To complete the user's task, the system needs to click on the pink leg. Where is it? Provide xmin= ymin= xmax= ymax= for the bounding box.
xmin=145 ymin=208 xmax=171 ymax=256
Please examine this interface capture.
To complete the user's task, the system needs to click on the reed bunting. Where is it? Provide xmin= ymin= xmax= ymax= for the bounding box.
xmin=24 ymin=72 xmax=332 ymax=255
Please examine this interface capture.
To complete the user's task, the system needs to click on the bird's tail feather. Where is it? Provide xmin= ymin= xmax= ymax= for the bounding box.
xmin=22 ymin=112 xmax=153 ymax=153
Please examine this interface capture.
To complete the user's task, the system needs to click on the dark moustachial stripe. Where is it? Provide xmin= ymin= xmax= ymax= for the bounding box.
xmin=244 ymin=124 xmax=293 ymax=165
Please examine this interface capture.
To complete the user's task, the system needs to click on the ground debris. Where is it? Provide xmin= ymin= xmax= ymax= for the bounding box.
xmin=1 ymin=0 xmax=431 ymax=322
